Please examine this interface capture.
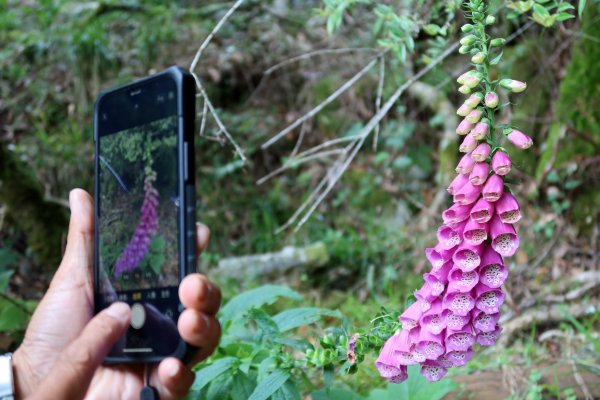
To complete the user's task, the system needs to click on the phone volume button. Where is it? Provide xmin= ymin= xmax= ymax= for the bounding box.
xmin=183 ymin=142 xmax=189 ymax=182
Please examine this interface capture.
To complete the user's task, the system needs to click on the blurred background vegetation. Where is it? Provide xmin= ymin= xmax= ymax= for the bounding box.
xmin=1 ymin=0 xmax=599 ymax=398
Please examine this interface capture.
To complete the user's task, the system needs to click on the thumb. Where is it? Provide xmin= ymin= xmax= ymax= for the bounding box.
xmin=31 ymin=303 xmax=131 ymax=400
xmin=50 ymin=188 xmax=95 ymax=291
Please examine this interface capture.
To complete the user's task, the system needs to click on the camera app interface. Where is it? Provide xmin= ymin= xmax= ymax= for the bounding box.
xmin=98 ymin=115 xmax=179 ymax=313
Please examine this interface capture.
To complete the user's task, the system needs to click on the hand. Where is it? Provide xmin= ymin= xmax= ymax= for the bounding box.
xmin=12 ymin=189 xmax=221 ymax=399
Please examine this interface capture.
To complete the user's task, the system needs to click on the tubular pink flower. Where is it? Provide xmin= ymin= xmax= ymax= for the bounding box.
xmin=471 ymin=143 xmax=491 ymax=162
xmin=452 ymin=242 xmax=483 ymax=271
xmin=436 ymin=353 xmax=455 ymax=368
xmin=472 ymin=309 xmax=501 ymax=333
xmin=426 ymin=244 xmax=454 ymax=270
xmin=420 ymin=361 xmax=448 ymax=382
xmin=464 ymin=93 xmax=484 ymax=108
xmin=420 ymin=300 xmax=446 ymax=335
xmin=469 ymin=162 xmax=489 ymax=186
xmin=456 ymin=153 xmax=476 ymax=174
xmin=484 ymin=91 xmax=499 ymax=108
xmin=417 ymin=329 xmax=445 ymax=360
xmin=414 ymin=283 xmax=438 ymax=311
xmin=454 ymin=181 xmax=482 ymax=205
xmin=470 ymin=121 xmax=489 ymax=140
xmin=442 ymin=309 xmax=471 ymax=330
xmin=388 ymin=369 xmax=409 ymax=384
xmin=375 ymin=333 xmax=406 ymax=379
xmin=442 ymin=203 xmax=472 ymax=225
xmin=499 ymin=79 xmax=527 ymax=93
xmin=465 ymin=109 xmax=483 ymax=124
xmin=491 ymin=151 xmax=512 ymax=175
xmin=407 ymin=327 xmax=427 ymax=363
xmin=430 ymin=260 xmax=453 ymax=283
xmin=476 ymin=325 xmax=503 ymax=346
xmin=395 ymin=329 xmax=419 ymax=366
xmin=471 ymin=52 xmax=485 ymax=64
xmin=456 ymin=104 xmax=472 ymax=117
xmin=507 ymin=129 xmax=533 ymax=149
xmin=445 ymin=325 xmax=475 ymax=352
xmin=463 ymin=218 xmax=488 ymax=245
xmin=399 ymin=301 xmax=423 ymax=330
xmin=459 ymin=134 xmax=478 ymax=153
xmin=442 ymin=291 xmax=475 ymax=316
xmin=447 ymin=173 xmax=469 ymax=195
xmin=470 ymin=197 xmax=495 ymax=223
xmin=490 ymin=214 xmax=520 ymax=257
xmin=463 ymin=74 xmax=482 ymax=89
xmin=456 ymin=119 xmax=474 ymax=135
xmin=446 ymin=348 xmax=474 ymax=367
xmin=479 ymin=247 xmax=508 ymax=288
xmin=474 ymin=283 xmax=505 ymax=314
xmin=457 ymin=70 xmax=478 ymax=84
xmin=424 ymin=273 xmax=445 ymax=297
xmin=448 ymin=266 xmax=479 ymax=292
xmin=496 ymin=192 xmax=522 ymax=223
xmin=437 ymin=223 xmax=463 ymax=250
xmin=482 ymin=173 xmax=504 ymax=202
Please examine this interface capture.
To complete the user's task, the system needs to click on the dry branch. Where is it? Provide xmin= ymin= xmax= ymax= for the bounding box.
xmin=214 ymin=242 xmax=329 ymax=279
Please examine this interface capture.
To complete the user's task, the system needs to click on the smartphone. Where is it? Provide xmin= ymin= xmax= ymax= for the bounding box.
xmin=93 ymin=66 xmax=196 ymax=363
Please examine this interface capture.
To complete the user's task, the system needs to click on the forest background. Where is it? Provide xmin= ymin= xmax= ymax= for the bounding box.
xmin=1 ymin=0 xmax=600 ymax=398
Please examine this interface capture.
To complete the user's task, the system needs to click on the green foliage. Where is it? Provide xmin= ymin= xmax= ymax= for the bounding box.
xmin=506 ymin=0 xmax=578 ymax=26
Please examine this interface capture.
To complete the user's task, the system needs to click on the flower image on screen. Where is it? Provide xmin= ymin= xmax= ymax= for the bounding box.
xmin=98 ymin=116 xmax=179 ymax=292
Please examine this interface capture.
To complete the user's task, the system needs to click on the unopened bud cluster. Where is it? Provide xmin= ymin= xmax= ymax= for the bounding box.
xmin=374 ymin=0 xmax=533 ymax=383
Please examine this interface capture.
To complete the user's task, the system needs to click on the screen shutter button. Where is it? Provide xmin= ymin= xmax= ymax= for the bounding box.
xmin=131 ymin=303 xmax=146 ymax=329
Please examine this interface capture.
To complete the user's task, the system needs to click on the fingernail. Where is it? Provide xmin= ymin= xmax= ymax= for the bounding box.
xmin=106 ymin=302 xmax=131 ymax=324
xmin=197 ymin=277 xmax=211 ymax=303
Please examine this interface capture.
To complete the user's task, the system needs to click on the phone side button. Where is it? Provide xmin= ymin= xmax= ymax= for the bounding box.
xmin=183 ymin=142 xmax=189 ymax=182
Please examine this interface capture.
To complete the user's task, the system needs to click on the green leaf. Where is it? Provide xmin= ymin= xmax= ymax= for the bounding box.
xmin=312 ymin=387 xmax=365 ymax=400
xmin=0 ymin=248 xmax=20 ymax=271
xmin=533 ymin=3 xmax=551 ymax=17
xmin=271 ymin=380 xmax=301 ymax=400
xmin=192 ymin=357 xmax=238 ymax=391
xmin=423 ymin=24 xmax=440 ymax=36
xmin=556 ymin=12 xmax=575 ymax=20
xmin=231 ymin=370 xmax=256 ymax=400
xmin=0 ymin=270 xmax=14 ymax=293
xmin=149 ymin=253 xmax=165 ymax=275
xmin=489 ymin=51 xmax=503 ymax=65
xmin=246 ymin=307 xmax=281 ymax=338
xmin=556 ymin=3 xmax=575 ymax=11
xmin=248 ymin=370 xmax=290 ymax=400
xmin=273 ymin=307 xmax=343 ymax=332
xmin=220 ymin=285 xmax=302 ymax=324
xmin=0 ymin=298 xmax=29 ymax=331
xmin=578 ymin=0 xmax=586 ymax=18
xmin=366 ymin=366 xmax=456 ymax=400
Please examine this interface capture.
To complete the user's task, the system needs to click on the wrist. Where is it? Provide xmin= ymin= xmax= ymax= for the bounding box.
xmin=11 ymin=349 xmax=34 ymax=399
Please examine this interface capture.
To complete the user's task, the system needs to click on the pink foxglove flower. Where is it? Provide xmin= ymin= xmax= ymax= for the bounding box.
xmin=491 ymin=151 xmax=512 ymax=175
xmin=507 ymin=129 xmax=533 ymax=149
xmin=447 ymin=173 xmax=469 ymax=195
xmin=490 ymin=215 xmax=520 ymax=257
xmin=399 ymin=301 xmax=423 ymax=330
xmin=454 ymin=181 xmax=482 ymax=205
xmin=456 ymin=103 xmax=473 ymax=117
xmin=114 ymin=172 xmax=159 ymax=276
xmin=442 ymin=203 xmax=472 ymax=225
xmin=457 ymin=70 xmax=479 ymax=84
xmin=463 ymin=218 xmax=488 ymax=245
xmin=445 ymin=348 xmax=474 ymax=366
xmin=456 ymin=119 xmax=474 ymax=135
xmin=469 ymin=162 xmax=489 ymax=186
xmin=459 ymin=134 xmax=478 ymax=153
xmin=476 ymin=326 xmax=503 ymax=346
xmin=464 ymin=93 xmax=484 ymax=108
xmin=484 ymin=91 xmax=499 ymax=108
xmin=471 ymin=143 xmax=491 ymax=162
xmin=442 ymin=291 xmax=475 ymax=317
xmin=496 ymin=192 xmax=522 ymax=223
xmin=470 ymin=197 xmax=494 ymax=223
xmin=482 ymin=173 xmax=504 ymax=202
xmin=472 ymin=310 xmax=500 ymax=333
xmin=420 ymin=300 xmax=447 ymax=334
xmin=448 ymin=267 xmax=479 ymax=292
xmin=499 ymin=79 xmax=527 ymax=93
xmin=471 ymin=120 xmax=489 ymax=140
xmin=395 ymin=329 xmax=419 ymax=366
xmin=471 ymin=52 xmax=485 ymax=64
xmin=437 ymin=223 xmax=463 ymax=250
xmin=452 ymin=242 xmax=483 ymax=271
xmin=465 ymin=109 xmax=483 ymax=124
xmin=421 ymin=362 xmax=448 ymax=382
xmin=442 ymin=309 xmax=470 ymax=330
xmin=375 ymin=333 xmax=408 ymax=381
xmin=456 ymin=153 xmax=476 ymax=174
xmin=425 ymin=244 xmax=454 ymax=270
xmin=479 ymin=246 xmax=508 ymax=288
xmin=474 ymin=283 xmax=505 ymax=314
xmin=417 ymin=328 xmax=445 ymax=360
xmin=445 ymin=325 xmax=475 ymax=352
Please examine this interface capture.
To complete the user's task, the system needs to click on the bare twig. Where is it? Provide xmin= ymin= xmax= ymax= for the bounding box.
xmin=372 ymin=55 xmax=385 ymax=151
xmin=256 ymin=149 xmax=346 ymax=185
xmin=199 ymin=97 xmax=208 ymax=136
xmin=261 ymin=56 xmax=381 ymax=149
xmin=189 ymin=0 xmax=247 ymax=161
xmin=264 ymin=47 xmax=377 ymax=75
xmin=276 ymin=42 xmax=460 ymax=231
xmin=294 ymin=135 xmax=362 ymax=159
xmin=290 ymin=122 xmax=308 ymax=158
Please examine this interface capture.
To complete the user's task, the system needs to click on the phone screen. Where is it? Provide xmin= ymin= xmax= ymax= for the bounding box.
xmin=96 ymin=76 xmax=185 ymax=360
